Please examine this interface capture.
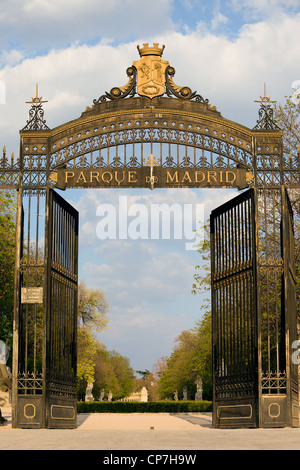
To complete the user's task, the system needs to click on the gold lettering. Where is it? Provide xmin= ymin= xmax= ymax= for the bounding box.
xmin=181 ymin=171 xmax=192 ymax=183
xmin=128 ymin=171 xmax=137 ymax=183
xmin=226 ymin=171 xmax=236 ymax=183
xmin=194 ymin=171 xmax=205 ymax=183
xmin=207 ymin=171 xmax=217 ymax=183
xmin=115 ymin=171 xmax=126 ymax=186
xmin=166 ymin=171 xmax=179 ymax=184
xmin=101 ymin=171 xmax=113 ymax=183
xmin=219 ymin=171 xmax=224 ymax=183
xmin=90 ymin=171 xmax=100 ymax=183
xmin=76 ymin=171 xmax=87 ymax=183
xmin=65 ymin=171 xmax=75 ymax=183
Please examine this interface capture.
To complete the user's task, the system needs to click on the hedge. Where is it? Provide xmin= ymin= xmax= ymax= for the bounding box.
xmin=77 ymin=400 xmax=212 ymax=413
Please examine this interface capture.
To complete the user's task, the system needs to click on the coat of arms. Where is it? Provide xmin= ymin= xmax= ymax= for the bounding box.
xmin=133 ymin=43 xmax=169 ymax=99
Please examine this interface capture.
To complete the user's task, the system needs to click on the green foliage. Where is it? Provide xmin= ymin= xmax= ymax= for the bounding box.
xmin=77 ymin=400 xmax=212 ymax=413
xmin=135 ymin=369 xmax=160 ymax=401
xmin=158 ymin=311 xmax=212 ymax=401
xmin=76 ymin=282 xmax=109 ymax=396
xmin=78 ymin=281 xmax=109 ymax=332
xmin=0 ymin=190 xmax=16 ymax=362
xmin=192 ymin=222 xmax=211 ymax=296
xmin=77 ymin=329 xmax=98 ymax=386
xmin=275 ymin=95 xmax=300 ymax=156
xmin=156 ymin=216 xmax=212 ymax=401
xmin=275 ymin=96 xmax=300 ymax=326
xmin=93 ymin=349 xmax=136 ymax=400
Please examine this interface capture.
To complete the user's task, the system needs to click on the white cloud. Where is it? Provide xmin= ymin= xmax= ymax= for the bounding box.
xmin=97 ymin=302 xmax=191 ymax=370
xmin=82 ymin=245 xmax=194 ymax=303
xmin=0 ymin=0 xmax=174 ymax=52
xmin=230 ymin=0 xmax=300 ymax=18
xmin=211 ymin=10 xmax=229 ymax=30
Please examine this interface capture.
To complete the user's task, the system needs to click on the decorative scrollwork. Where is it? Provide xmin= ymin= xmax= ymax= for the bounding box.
xmin=253 ymin=104 xmax=281 ymax=131
xmin=93 ymin=66 xmax=137 ymax=103
xmin=22 ymin=103 xmax=50 ymax=131
xmin=165 ymin=66 xmax=209 ymax=103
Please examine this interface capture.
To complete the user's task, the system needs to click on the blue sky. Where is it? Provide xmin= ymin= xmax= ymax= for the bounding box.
xmin=1 ymin=0 xmax=300 ymax=374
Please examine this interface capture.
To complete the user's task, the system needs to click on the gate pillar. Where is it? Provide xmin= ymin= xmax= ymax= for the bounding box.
xmin=211 ymin=100 xmax=299 ymax=427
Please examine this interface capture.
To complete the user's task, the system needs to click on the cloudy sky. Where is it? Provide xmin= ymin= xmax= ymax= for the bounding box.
xmin=0 ymin=0 xmax=300 ymax=374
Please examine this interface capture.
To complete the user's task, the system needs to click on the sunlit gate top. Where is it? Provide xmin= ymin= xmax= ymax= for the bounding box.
xmin=1 ymin=43 xmax=298 ymax=193
xmin=0 ymin=43 xmax=299 ymax=429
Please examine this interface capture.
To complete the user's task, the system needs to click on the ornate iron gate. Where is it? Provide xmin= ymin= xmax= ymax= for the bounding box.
xmin=211 ymin=188 xmax=298 ymax=428
xmin=279 ymin=189 xmax=298 ymax=427
xmin=44 ymin=189 xmax=78 ymax=428
xmin=12 ymin=189 xmax=78 ymax=428
xmin=0 ymin=43 xmax=298 ymax=428
xmin=211 ymin=189 xmax=258 ymax=428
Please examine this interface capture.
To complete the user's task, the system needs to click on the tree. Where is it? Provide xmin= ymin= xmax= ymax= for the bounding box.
xmin=93 ymin=349 xmax=135 ymax=400
xmin=0 ymin=190 xmax=16 ymax=364
xmin=275 ymin=94 xmax=300 ymax=157
xmin=151 ymin=356 xmax=168 ymax=380
xmin=135 ymin=368 xmax=161 ymax=401
xmin=275 ymin=95 xmax=300 ymax=321
xmin=77 ymin=329 xmax=99 ymax=400
xmin=136 ymin=369 xmax=150 ymax=380
xmin=157 ymin=311 xmax=212 ymax=400
xmin=78 ymin=281 xmax=109 ymax=332
xmin=76 ymin=282 xmax=109 ymax=398
xmin=192 ymin=222 xmax=211 ymax=296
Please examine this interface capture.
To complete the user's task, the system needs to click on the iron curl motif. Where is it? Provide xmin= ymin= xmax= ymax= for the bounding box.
xmin=253 ymin=104 xmax=281 ymax=131
xmin=22 ymin=103 xmax=50 ymax=131
xmin=93 ymin=66 xmax=137 ymax=103
xmin=165 ymin=65 xmax=209 ymax=103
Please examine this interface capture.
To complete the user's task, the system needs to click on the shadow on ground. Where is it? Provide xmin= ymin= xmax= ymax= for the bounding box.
xmin=170 ymin=412 xmax=212 ymax=428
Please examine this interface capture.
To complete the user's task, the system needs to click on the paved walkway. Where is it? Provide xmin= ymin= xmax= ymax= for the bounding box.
xmin=1 ymin=407 xmax=300 ymax=451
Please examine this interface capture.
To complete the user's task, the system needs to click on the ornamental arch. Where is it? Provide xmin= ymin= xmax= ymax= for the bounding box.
xmin=0 ymin=43 xmax=299 ymax=429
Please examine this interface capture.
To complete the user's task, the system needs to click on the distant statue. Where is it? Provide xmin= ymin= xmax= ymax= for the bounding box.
xmin=0 ymin=341 xmax=11 ymax=426
xmin=85 ymin=383 xmax=93 ymax=402
xmin=195 ymin=377 xmax=203 ymax=401
xmin=140 ymin=386 xmax=148 ymax=402
xmin=182 ymin=387 xmax=188 ymax=400
xmin=0 ymin=341 xmax=9 ymax=365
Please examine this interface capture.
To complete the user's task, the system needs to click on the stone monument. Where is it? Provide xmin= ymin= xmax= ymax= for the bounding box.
xmin=85 ymin=383 xmax=93 ymax=401
xmin=195 ymin=377 xmax=203 ymax=401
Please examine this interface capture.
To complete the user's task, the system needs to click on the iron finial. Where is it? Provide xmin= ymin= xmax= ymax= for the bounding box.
xmin=26 ymin=83 xmax=48 ymax=107
xmin=255 ymin=83 xmax=276 ymax=107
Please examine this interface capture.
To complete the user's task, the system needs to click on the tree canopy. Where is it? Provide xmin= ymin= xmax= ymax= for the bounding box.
xmin=78 ymin=281 xmax=109 ymax=332
xmin=93 ymin=349 xmax=136 ymax=400
xmin=76 ymin=282 xmax=109 ymax=395
xmin=0 ymin=190 xmax=16 ymax=359
xmin=157 ymin=311 xmax=212 ymax=400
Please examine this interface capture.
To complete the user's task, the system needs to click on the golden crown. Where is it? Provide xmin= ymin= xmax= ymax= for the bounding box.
xmin=137 ymin=43 xmax=165 ymax=57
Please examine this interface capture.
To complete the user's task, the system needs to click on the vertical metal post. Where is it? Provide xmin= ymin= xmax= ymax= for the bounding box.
xmin=12 ymin=188 xmax=23 ymax=427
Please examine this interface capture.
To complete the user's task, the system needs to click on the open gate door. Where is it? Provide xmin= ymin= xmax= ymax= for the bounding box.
xmin=281 ymin=189 xmax=299 ymax=428
xmin=211 ymin=189 xmax=258 ymax=428
xmin=44 ymin=189 xmax=78 ymax=428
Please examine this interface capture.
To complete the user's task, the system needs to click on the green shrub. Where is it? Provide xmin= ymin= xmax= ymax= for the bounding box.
xmin=77 ymin=400 xmax=212 ymax=413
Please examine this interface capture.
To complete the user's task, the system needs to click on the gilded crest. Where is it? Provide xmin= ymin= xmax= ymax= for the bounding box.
xmin=133 ymin=43 xmax=169 ymax=99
